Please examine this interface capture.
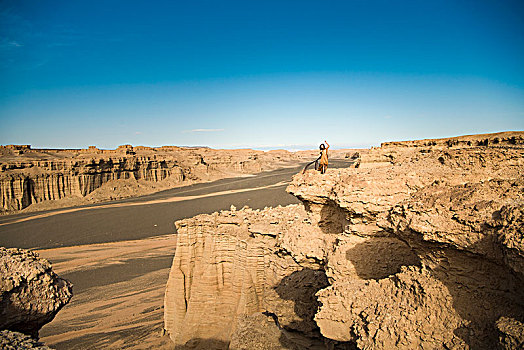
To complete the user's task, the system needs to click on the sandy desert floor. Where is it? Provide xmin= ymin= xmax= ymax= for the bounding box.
xmin=37 ymin=235 xmax=176 ymax=349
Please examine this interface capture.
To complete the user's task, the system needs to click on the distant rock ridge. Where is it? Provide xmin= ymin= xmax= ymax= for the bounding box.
xmin=381 ymin=130 xmax=524 ymax=148
xmin=163 ymin=131 xmax=524 ymax=349
xmin=0 ymin=146 xmax=310 ymax=214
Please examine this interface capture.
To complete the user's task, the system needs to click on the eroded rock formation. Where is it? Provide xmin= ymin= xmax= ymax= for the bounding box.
xmin=164 ymin=131 xmax=524 ymax=349
xmin=0 ymin=247 xmax=73 ymax=338
xmin=290 ymin=141 xmax=524 ymax=349
xmin=164 ymin=204 xmax=338 ymax=349
xmin=0 ymin=146 xmax=309 ymax=214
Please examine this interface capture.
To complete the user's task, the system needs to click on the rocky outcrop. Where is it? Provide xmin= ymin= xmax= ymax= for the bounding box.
xmin=163 ymin=205 xmax=337 ymax=349
xmin=0 ymin=146 xmax=306 ymax=214
xmin=0 ymin=248 xmax=73 ymax=338
xmin=288 ymin=142 xmax=524 ymax=349
xmin=164 ymin=132 xmax=524 ymax=349
xmin=0 ymin=330 xmax=53 ymax=350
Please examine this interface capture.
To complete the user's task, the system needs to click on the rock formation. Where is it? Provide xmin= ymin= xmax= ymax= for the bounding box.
xmin=163 ymin=204 xmax=338 ymax=349
xmin=164 ymin=131 xmax=524 ymax=349
xmin=0 ymin=146 xmax=311 ymax=214
xmin=0 ymin=248 xmax=73 ymax=339
xmin=380 ymin=130 xmax=523 ymax=148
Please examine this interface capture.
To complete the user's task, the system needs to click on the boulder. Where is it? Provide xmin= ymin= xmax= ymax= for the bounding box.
xmin=0 ymin=247 xmax=73 ymax=338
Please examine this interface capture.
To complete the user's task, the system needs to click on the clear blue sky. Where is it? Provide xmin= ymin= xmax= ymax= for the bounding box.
xmin=1 ymin=0 xmax=523 ymax=149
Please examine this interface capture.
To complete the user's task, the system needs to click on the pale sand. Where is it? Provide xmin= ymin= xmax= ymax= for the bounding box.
xmin=37 ymin=235 xmax=177 ymax=349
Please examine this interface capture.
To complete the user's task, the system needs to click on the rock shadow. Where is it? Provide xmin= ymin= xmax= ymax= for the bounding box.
xmin=274 ymin=268 xmax=329 ymax=334
xmin=302 ymin=201 xmax=347 ymax=234
xmin=411 ymin=234 xmax=524 ymax=349
xmin=345 ymin=238 xmax=421 ymax=280
xmin=319 ymin=202 xmax=347 ymax=234
xmin=174 ymin=338 xmax=229 ymax=350
xmin=274 ymin=268 xmax=356 ymax=349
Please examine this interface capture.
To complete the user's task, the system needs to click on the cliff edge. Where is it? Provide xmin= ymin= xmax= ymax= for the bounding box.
xmin=164 ymin=131 xmax=524 ymax=349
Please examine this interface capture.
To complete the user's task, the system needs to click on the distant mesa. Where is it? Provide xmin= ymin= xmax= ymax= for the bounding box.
xmin=0 ymin=143 xmax=322 ymax=215
xmin=1 ymin=145 xmax=31 ymax=150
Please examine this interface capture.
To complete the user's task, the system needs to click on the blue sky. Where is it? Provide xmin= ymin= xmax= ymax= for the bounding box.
xmin=1 ymin=0 xmax=523 ymax=149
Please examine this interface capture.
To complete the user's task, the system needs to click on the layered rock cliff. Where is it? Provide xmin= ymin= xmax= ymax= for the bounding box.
xmin=164 ymin=204 xmax=338 ymax=349
xmin=0 ymin=146 xmax=307 ymax=214
xmin=164 ymin=132 xmax=523 ymax=349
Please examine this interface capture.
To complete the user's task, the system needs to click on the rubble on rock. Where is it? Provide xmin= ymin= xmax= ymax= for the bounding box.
xmin=164 ymin=131 xmax=524 ymax=349
xmin=0 ymin=248 xmax=73 ymax=338
xmin=496 ymin=317 xmax=524 ymax=350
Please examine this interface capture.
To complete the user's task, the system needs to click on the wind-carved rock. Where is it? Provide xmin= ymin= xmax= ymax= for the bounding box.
xmin=0 ymin=248 xmax=73 ymax=339
xmin=0 ymin=146 xmax=305 ymax=214
xmin=289 ymin=141 xmax=524 ymax=349
xmin=164 ymin=132 xmax=524 ymax=349
xmin=164 ymin=205 xmax=337 ymax=349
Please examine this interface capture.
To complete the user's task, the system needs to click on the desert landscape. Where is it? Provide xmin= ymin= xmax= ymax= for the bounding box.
xmin=0 ymin=144 xmax=337 ymax=215
xmin=2 ymin=1 xmax=523 ymax=349
xmin=1 ymin=131 xmax=523 ymax=349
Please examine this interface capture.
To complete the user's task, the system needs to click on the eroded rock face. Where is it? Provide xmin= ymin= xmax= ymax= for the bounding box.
xmin=164 ymin=132 xmax=524 ymax=349
xmin=288 ymin=142 xmax=524 ymax=349
xmin=316 ymin=266 xmax=466 ymax=348
xmin=163 ymin=205 xmax=334 ymax=349
xmin=0 ymin=146 xmax=307 ymax=214
xmin=0 ymin=248 xmax=73 ymax=338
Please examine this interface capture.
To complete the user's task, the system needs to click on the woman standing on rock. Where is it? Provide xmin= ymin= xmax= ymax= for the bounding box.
xmin=318 ymin=140 xmax=329 ymax=174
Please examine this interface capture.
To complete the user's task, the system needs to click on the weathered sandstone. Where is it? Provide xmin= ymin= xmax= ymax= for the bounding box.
xmin=163 ymin=204 xmax=339 ymax=349
xmin=0 ymin=145 xmax=313 ymax=214
xmin=290 ymin=136 xmax=524 ymax=349
xmin=0 ymin=247 xmax=73 ymax=338
xmin=164 ymin=131 xmax=523 ymax=349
